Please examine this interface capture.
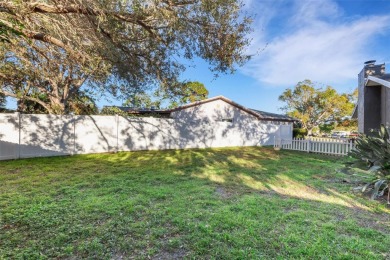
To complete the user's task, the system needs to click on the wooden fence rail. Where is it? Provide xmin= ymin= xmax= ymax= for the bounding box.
xmin=274 ymin=137 xmax=354 ymax=156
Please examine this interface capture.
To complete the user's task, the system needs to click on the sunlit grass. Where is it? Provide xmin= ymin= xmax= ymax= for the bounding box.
xmin=0 ymin=147 xmax=389 ymax=259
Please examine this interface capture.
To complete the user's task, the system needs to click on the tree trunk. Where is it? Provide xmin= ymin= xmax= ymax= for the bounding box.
xmin=49 ymin=97 xmax=66 ymax=114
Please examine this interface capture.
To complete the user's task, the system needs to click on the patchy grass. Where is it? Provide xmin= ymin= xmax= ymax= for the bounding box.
xmin=0 ymin=147 xmax=389 ymax=259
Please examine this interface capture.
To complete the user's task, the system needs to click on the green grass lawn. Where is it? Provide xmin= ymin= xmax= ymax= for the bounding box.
xmin=0 ymin=147 xmax=389 ymax=259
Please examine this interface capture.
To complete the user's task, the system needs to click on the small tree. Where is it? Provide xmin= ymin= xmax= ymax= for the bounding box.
xmin=100 ymin=106 xmax=128 ymax=116
xmin=163 ymin=81 xmax=209 ymax=108
xmin=279 ymin=80 xmax=354 ymax=135
xmin=123 ymin=92 xmax=161 ymax=109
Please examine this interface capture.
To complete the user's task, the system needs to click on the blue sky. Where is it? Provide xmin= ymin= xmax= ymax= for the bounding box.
xmin=185 ymin=0 xmax=390 ymax=113
xmin=176 ymin=0 xmax=390 ymax=113
xmin=6 ymin=0 xmax=390 ymax=113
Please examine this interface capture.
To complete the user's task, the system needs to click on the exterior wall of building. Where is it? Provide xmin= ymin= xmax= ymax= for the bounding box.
xmin=358 ymin=63 xmax=387 ymax=133
xmin=381 ymin=86 xmax=390 ymax=127
xmin=357 ymin=68 xmax=365 ymax=133
xmin=364 ymin=85 xmax=381 ymax=133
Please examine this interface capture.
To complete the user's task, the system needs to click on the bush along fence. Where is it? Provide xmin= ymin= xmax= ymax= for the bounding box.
xmin=274 ymin=137 xmax=355 ymax=156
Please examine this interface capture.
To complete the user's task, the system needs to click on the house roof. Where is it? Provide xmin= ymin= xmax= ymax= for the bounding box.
xmin=351 ymin=75 xmax=390 ymax=119
xmin=249 ymin=109 xmax=296 ymax=121
xmin=168 ymin=95 xmax=297 ymax=122
xmin=114 ymin=106 xmax=170 ymax=115
xmin=366 ymin=76 xmax=390 ymax=88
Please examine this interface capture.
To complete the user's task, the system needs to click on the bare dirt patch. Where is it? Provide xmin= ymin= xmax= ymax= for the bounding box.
xmin=153 ymin=248 xmax=188 ymax=260
xmin=215 ymin=186 xmax=238 ymax=199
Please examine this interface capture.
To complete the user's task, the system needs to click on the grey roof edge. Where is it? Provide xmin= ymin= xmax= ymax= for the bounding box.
xmin=168 ymin=95 xmax=297 ymax=122
xmin=365 ymin=76 xmax=390 ymax=88
xmin=351 ymin=104 xmax=358 ymax=119
xmin=249 ymin=108 xmax=297 ymax=122
xmin=105 ymin=96 xmax=297 ymax=122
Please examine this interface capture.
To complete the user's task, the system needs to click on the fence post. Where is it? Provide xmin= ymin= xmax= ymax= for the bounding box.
xmin=17 ymin=112 xmax=21 ymax=159
xmin=72 ymin=115 xmax=76 ymax=155
xmin=116 ymin=114 xmax=119 ymax=152
xmin=349 ymin=140 xmax=353 ymax=154
xmin=306 ymin=139 xmax=310 ymax=153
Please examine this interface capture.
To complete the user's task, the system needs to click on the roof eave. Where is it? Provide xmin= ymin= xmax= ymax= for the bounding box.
xmin=351 ymin=104 xmax=358 ymax=119
xmin=168 ymin=96 xmax=296 ymax=122
xmin=365 ymin=76 xmax=390 ymax=88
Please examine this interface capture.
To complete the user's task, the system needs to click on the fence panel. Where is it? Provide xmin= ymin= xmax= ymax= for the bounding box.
xmin=74 ymin=115 xmax=117 ymax=154
xmin=0 ymin=113 xmax=19 ymax=160
xmin=0 ymin=113 xmax=293 ymax=160
xmin=275 ymin=138 xmax=354 ymax=156
xmin=19 ymin=114 xmax=74 ymax=158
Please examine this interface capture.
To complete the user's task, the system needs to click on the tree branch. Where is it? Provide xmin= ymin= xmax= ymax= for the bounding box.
xmin=0 ymin=18 xmax=85 ymax=62
xmin=0 ymin=89 xmax=54 ymax=114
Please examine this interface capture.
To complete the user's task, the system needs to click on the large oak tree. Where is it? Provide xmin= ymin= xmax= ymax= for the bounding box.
xmin=0 ymin=0 xmax=251 ymax=114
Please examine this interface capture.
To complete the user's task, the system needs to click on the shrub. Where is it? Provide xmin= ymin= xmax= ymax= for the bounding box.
xmin=100 ymin=106 xmax=128 ymax=116
xmin=293 ymin=128 xmax=308 ymax=138
xmin=345 ymin=125 xmax=390 ymax=203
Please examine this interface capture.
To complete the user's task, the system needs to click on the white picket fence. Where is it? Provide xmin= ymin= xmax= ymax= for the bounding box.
xmin=274 ymin=137 xmax=355 ymax=156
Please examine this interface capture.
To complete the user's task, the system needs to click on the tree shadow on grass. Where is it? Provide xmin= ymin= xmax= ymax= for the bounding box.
xmin=1 ymin=147 xmax=389 ymax=259
xmin=97 ymin=147 xmax=387 ymax=213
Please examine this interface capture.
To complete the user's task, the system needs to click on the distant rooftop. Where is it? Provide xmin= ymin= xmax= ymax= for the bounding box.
xmin=106 ymin=96 xmax=297 ymax=122
xmin=249 ymin=109 xmax=296 ymax=122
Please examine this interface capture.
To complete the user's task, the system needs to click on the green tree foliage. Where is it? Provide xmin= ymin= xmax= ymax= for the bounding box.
xmin=100 ymin=106 xmax=128 ymax=116
xmin=17 ymin=93 xmax=49 ymax=114
xmin=17 ymin=91 xmax=98 ymax=115
xmin=123 ymin=81 xmax=209 ymax=109
xmin=123 ymin=92 xmax=161 ymax=109
xmin=319 ymin=123 xmax=336 ymax=134
xmin=292 ymin=128 xmax=308 ymax=138
xmin=163 ymin=81 xmax=209 ymax=108
xmin=0 ymin=1 xmax=251 ymax=114
xmin=279 ymin=80 xmax=355 ymax=134
xmin=68 ymin=92 xmax=98 ymax=115
xmin=319 ymin=118 xmax=358 ymax=134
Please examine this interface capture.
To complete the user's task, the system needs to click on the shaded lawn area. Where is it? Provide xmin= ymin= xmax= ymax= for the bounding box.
xmin=0 ymin=147 xmax=389 ymax=259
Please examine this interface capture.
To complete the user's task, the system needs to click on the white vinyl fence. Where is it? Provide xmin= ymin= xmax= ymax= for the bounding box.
xmin=274 ymin=137 xmax=354 ymax=156
xmin=0 ymin=113 xmax=292 ymax=160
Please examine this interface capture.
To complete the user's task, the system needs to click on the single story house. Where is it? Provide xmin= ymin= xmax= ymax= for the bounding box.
xmin=352 ymin=61 xmax=390 ymax=134
xmin=113 ymin=95 xmax=296 ymax=125
xmin=109 ymin=95 xmax=296 ymax=146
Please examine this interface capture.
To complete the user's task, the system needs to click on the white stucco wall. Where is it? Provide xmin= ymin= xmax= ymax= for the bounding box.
xmin=0 ymin=113 xmax=19 ymax=160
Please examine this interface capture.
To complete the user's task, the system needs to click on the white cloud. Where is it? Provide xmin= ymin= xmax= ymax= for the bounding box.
xmin=241 ymin=0 xmax=390 ymax=88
